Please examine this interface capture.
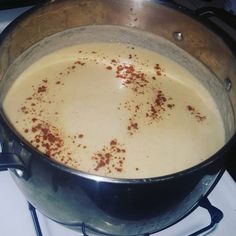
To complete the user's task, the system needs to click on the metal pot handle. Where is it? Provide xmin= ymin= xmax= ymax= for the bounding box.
xmin=0 ymin=141 xmax=28 ymax=178
xmin=195 ymin=7 xmax=236 ymax=30
xmin=0 ymin=153 xmax=26 ymax=171
xmin=194 ymin=7 xmax=236 ymax=53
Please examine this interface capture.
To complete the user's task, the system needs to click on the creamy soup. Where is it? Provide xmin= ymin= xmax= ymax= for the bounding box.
xmin=3 ymin=42 xmax=225 ymax=178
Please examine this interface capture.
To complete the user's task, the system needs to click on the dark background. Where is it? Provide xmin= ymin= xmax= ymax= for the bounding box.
xmin=0 ymin=0 xmax=44 ymax=9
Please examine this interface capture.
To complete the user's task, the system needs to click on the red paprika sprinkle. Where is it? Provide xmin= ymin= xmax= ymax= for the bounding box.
xmin=37 ymin=85 xmax=47 ymax=93
xmin=106 ymin=66 xmax=112 ymax=70
xmin=92 ymin=139 xmax=126 ymax=173
xmin=74 ymin=60 xmax=85 ymax=66
xmin=186 ymin=105 xmax=207 ymax=122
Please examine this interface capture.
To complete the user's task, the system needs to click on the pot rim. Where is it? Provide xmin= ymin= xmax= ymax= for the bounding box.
xmin=0 ymin=0 xmax=235 ymax=184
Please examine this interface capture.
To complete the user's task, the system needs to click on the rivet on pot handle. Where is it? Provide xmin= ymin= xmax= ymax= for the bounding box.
xmin=173 ymin=32 xmax=184 ymax=41
xmin=223 ymin=78 xmax=232 ymax=91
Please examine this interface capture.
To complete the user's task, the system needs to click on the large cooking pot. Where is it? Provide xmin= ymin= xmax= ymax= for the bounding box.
xmin=0 ymin=0 xmax=236 ymax=235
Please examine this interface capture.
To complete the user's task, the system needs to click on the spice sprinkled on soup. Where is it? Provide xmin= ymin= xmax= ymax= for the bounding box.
xmin=3 ymin=42 xmax=225 ymax=178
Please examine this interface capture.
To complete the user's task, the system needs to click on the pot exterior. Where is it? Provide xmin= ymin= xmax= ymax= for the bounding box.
xmin=7 ymin=140 xmax=223 ymax=236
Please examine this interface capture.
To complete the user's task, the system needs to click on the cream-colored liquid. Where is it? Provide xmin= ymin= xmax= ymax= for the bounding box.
xmin=3 ymin=42 xmax=225 ymax=178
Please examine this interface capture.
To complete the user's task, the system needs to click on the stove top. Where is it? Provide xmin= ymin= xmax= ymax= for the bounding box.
xmin=0 ymin=2 xmax=236 ymax=236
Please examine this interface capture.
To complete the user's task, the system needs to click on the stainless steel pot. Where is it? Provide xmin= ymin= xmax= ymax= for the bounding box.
xmin=0 ymin=1 xmax=236 ymax=235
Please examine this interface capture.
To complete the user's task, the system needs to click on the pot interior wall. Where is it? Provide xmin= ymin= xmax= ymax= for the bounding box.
xmin=0 ymin=25 xmax=235 ymax=142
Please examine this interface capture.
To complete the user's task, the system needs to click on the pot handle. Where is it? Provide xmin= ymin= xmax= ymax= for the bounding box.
xmin=195 ymin=7 xmax=236 ymax=30
xmin=0 ymin=152 xmax=25 ymax=171
xmin=194 ymin=7 xmax=236 ymax=54
xmin=0 ymin=152 xmax=28 ymax=178
xmin=0 ymin=122 xmax=29 ymax=178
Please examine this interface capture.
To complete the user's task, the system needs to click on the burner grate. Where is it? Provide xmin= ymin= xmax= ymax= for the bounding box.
xmin=188 ymin=198 xmax=223 ymax=236
xmin=28 ymin=197 xmax=223 ymax=236
xmin=28 ymin=203 xmax=42 ymax=236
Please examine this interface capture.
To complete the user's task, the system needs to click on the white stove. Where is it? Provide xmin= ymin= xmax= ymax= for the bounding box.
xmin=0 ymin=4 xmax=236 ymax=236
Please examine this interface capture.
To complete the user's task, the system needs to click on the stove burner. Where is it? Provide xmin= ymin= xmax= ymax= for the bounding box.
xmin=28 ymin=197 xmax=223 ymax=236
xmin=188 ymin=198 xmax=223 ymax=236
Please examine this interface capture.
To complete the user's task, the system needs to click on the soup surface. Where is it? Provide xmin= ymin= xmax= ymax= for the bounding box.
xmin=3 ymin=42 xmax=225 ymax=178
